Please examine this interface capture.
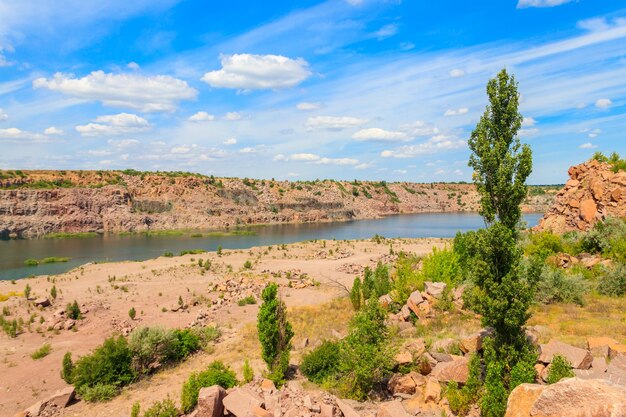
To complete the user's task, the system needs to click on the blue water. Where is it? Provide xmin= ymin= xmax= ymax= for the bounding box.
xmin=0 ymin=212 xmax=543 ymax=281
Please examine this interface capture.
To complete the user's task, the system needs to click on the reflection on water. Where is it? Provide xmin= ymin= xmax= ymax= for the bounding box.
xmin=0 ymin=212 xmax=543 ymax=281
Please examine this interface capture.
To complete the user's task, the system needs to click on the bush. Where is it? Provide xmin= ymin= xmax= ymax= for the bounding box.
xmin=129 ymin=307 xmax=136 ymax=320
xmin=79 ymin=383 xmax=119 ymax=402
xmin=72 ymin=336 xmax=136 ymax=400
xmin=390 ymin=254 xmax=423 ymax=305
xmin=350 ymin=277 xmax=362 ymax=311
xmin=597 ymin=263 xmax=626 ymax=296
xmin=66 ymin=300 xmax=81 ymax=320
xmin=24 ymin=284 xmax=31 ymax=299
xmin=579 ymin=217 xmax=626 ymax=255
xmin=243 ymin=358 xmax=254 ymax=383
xmin=421 ymin=246 xmax=462 ymax=287
xmin=547 ymin=355 xmax=574 ymax=384
xmin=180 ymin=361 xmax=237 ymax=413
xmin=143 ymin=398 xmax=178 ymax=417
xmin=61 ymin=352 xmax=73 ymax=383
xmin=31 ymin=343 xmax=51 ymax=360
xmin=50 ymin=285 xmax=57 ymax=300
xmin=445 ymin=354 xmax=483 ymax=416
xmin=131 ymin=402 xmax=140 ymax=417
xmin=535 ymin=266 xmax=588 ymax=306
xmin=163 ymin=251 xmax=174 ymax=258
xmin=237 ymin=296 xmax=256 ymax=306
xmin=171 ymin=328 xmax=200 ymax=360
xmin=524 ymin=232 xmax=563 ymax=260
xmin=300 ymin=340 xmax=341 ymax=384
xmin=243 ymin=260 xmax=253 ymax=269
xmin=129 ymin=327 xmax=177 ymax=374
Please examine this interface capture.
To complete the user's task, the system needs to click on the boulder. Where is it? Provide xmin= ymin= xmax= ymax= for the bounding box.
xmin=460 ymin=328 xmax=493 ymax=353
xmin=388 ymin=374 xmax=417 ymax=395
xmin=378 ymin=294 xmax=392 ymax=308
xmin=609 ymin=343 xmax=626 ymax=360
xmin=394 ymin=350 xmax=413 ymax=366
xmin=431 ymin=356 xmax=469 ymax=384
xmin=418 ymin=353 xmax=437 ymax=375
xmin=24 ymin=401 xmax=44 ymax=417
xmin=431 ymin=338 xmax=457 ymax=354
xmin=504 ymin=383 xmax=545 ymax=417
xmin=336 ymin=399 xmax=361 ymax=417
xmin=406 ymin=290 xmax=424 ymax=316
xmin=424 ymin=282 xmax=447 ymax=298
xmin=538 ymin=339 xmax=593 ymax=369
xmin=222 ymin=387 xmax=264 ymax=417
xmin=33 ymin=298 xmax=51 ymax=308
xmin=378 ymin=400 xmax=410 ymax=417
xmin=587 ymin=336 xmax=619 ymax=357
xmin=579 ymin=199 xmax=597 ymax=222
xmin=45 ymin=386 xmax=75 ymax=408
xmin=197 ymin=386 xmax=226 ymax=417
xmin=251 ymin=406 xmax=272 ymax=417
xmin=319 ymin=403 xmax=334 ymax=417
xmin=260 ymin=379 xmax=276 ymax=392
xmin=424 ymin=377 xmax=441 ymax=403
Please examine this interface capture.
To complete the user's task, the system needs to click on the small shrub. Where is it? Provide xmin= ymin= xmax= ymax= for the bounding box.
xmin=24 ymin=259 xmax=39 ymax=267
xmin=79 ymin=383 xmax=118 ymax=402
xmin=243 ymin=358 xmax=254 ymax=383
xmin=66 ymin=300 xmax=81 ymax=320
xmin=597 ymin=263 xmax=626 ymax=296
xmin=50 ymin=285 xmax=57 ymax=300
xmin=143 ymin=398 xmax=178 ymax=417
xmin=535 ymin=267 xmax=588 ymax=306
xmin=237 ymin=296 xmax=256 ymax=306
xmin=180 ymin=361 xmax=237 ymax=413
xmin=300 ymin=340 xmax=341 ymax=384
xmin=171 ymin=328 xmax=200 ymax=360
xmin=524 ymin=231 xmax=563 ymax=260
xmin=243 ymin=260 xmax=253 ymax=269
xmin=61 ymin=352 xmax=73 ymax=383
xmin=163 ymin=251 xmax=174 ymax=258
xmin=217 ymin=245 xmax=222 ymax=255
xmin=24 ymin=284 xmax=31 ymax=299
xmin=31 ymin=343 xmax=51 ymax=360
xmin=350 ymin=277 xmax=362 ymax=311
xmin=131 ymin=402 xmax=140 ymax=417
xmin=421 ymin=247 xmax=462 ymax=287
xmin=547 ymin=355 xmax=574 ymax=384
xmin=129 ymin=327 xmax=177 ymax=374
xmin=128 ymin=307 xmax=136 ymax=320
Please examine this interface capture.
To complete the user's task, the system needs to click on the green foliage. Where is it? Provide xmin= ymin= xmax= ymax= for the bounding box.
xmin=591 ymin=151 xmax=626 ymax=172
xmin=509 ymin=350 xmax=537 ymax=390
xmin=257 ymin=283 xmax=294 ymax=385
xmin=24 ymin=259 xmax=39 ymax=266
xmin=31 ymin=343 xmax=51 ymax=360
xmin=129 ymin=327 xmax=177 ymax=374
xmin=372 ymin=262 xmax=391 ymax=297
xmin=180 ymin=361 xmax=237 ymax=413
xmin=128 ymin=307 xmax=136 ymax=320
xmin=361 ymin=267 xmax=374 ymax=300
xmin=390 ymin=253 xmax=424 ymax=305
xmin=243 ymin=358 xmax=254 ymax=383
xmin=597 ymin=263 xmax=626 ymax=296
xmin=143 ymin=398 xmax=178 ymax=417
xmin=217 ymin=245 xmax=223 ymax=255
xmin=61 ymin=352 xmax=73 ymax=383
xmin=300 ymin=340 xmax=341 ymax=384
xmin=579 ymin=217 xmax=626 ymax=256
xmin=243 ymin=260 xmax=253 ymax=269
xmin=421 ymin=247 xmax=462 ymax=287
xmin=535 ymin=266 xmax=587 ymax=306
xmin=163 ymin=251 xmax=174 ymax=258
xmin=24 ymin=284 xmax=31 ymax=299
xmin=337 ymin=299 xmax=394 ymax=400
xmin=72 ymin=336 xmax=136 ymax=400
xmin=524 ymin=232 xmax=564 ymax=260
xmin=131 ymin=402 xmax=140 ymax=417
xmin=446 ymin=354 xmax=483 ymax=416
xmin=66 ymin=300 xmax=81 ymax=320
xmin=79 ymin=383 xmax=119 ymax=402
xmin=171 ymin=329 xmax=200 ymax=360
xmin=350 ymin=277 xmax=362 ymax=311
xmin=238 ymin=295 xmax=256 ymax=306
xmin=50 ymin=285 xmax=57 ymax=300
xmin=547 ymin=355 xmax=574 ymax=384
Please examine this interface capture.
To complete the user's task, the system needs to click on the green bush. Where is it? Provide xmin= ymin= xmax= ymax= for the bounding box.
xmin=243 ymin=260 xmax=253 ymax=269
xmin=547 ymin=355 xmax=574 ymax=384
xmin=300 ymin=340 xmax=341 ymax=384
xmin=163 ymin=251 xmax=174 ymax=258
xmin=129 ymin=327 xmax=177 ymax=374
xmin=129 ymin=307 xmax=136 ymax=320
xmin=24 ymin=259 xmax=39 ymax=266
xmin=445 ymin=354 xmax=483 ymax=416
xmin=61 ymin=352 xmax=73 ymax=383
xmin=66 ymin=300 xmax=81 ymax=320
xmin=421 ymin=246 xmax=462 ymax=286
xmin=31 ymin=343 xmax=51 ymax=360
xmin=50 ymin=285 xmax=57 ymax=299
xmin=243 ymin=358 xmax=254 ymax=383
xmin=390 ymin=254 xmax=424 ymax=305
xmin=72 ymin=336 xmax=136 ymax=400
xmin=535 ymin=266 xmax=588 ymax=306
xmin=350 ymin=277 xmax=362 ymax=311
xmin=79 ymin=383 xmax=119 ymax=402
xmin=180 ymin=361 xmax=237 ymax=413
xmin=143 ymin=398 xmax=178 ymax=417
xmin=171 ymin=328 xmax=200 ymax=360
xmin=237 ymin=295 xmax=256 ymax=306
xmin=524 ymin=232 xmax=563 ymax=260
xmin=131 ymin=402 xmax=140 ymax=417
xmin=579 ymin=217 xmax=626 ymax=255
xmin=597 ymin=263 xmax=626 ymax=296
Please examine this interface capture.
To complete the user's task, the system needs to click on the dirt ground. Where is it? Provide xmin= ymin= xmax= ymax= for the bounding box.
xmin=0 ymin=237 xmax=448 ymax=417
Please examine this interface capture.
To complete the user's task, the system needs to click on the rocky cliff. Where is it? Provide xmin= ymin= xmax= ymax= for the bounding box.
xmin=0 ymin=170 xmax=555 ymax=238
xmin=537 ymin=159 xmax=626 ymax=233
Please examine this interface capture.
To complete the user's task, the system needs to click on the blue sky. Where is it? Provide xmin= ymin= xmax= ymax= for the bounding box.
xmin=0 ymin=0 xmax=625 ymax=184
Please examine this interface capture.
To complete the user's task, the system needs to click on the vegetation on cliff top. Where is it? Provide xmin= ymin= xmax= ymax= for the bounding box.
xmin=591 ymin=151 xmax=626 ymax=173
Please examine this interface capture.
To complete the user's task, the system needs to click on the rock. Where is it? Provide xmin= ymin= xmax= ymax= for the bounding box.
xmin=197 ymin=386 xmax=226 ymax=417
xmin=378 ymin=294 xmax=392 ymax=308
xmin=506 ymin=378 xmax=626 ymax=417
xmin=460 ymin=328 xmax=493 ymax=353
xmin=431 ymin=356 xmax=469 ymax=384
xmin=398 ymin=304 xmax=411 ymax=321
xmin=538 ymin=339 xmax=593 ymax=369
xmin=424 ymin=378 xmax=441 ymax=403
xmin=579 ymin=198 xmax=597 ymax=222
xmin=45 ymin=386 xmax=75 ymax=408
xmin=377 ymin=400 xmax=410 ymax=417
xmin=587 ymin=336 xmax=619 ymax=357
xmin=590 ymin=178 xmax=604 ymax=200
xmin=388 ymin=374 xmax=417 ymax=395
xmin=24 ymin=401 xmax=44 ymax=417
xmin=418 ymin=353 xmax=437 ymax=375
xmin=394 ymin=350 xmax=413 ymax=366
xmin=319 ymin=403 xmax=334 ymax=417
xmin=424 ymin=282 xmax=447 ymax=298
xmin=251 ymin=406 xmax=272 ymax=417
xmin=406 ymin=290 xmax=424 ymax=316
xmin=429 ymin=352 xmax=453 ymax=363
xmin=431 ymin=338 xmax=457 ymax=354
xmin=33 ymin=298 xmax=51 ymax=308
xmin=261 ymin=379 xmax=276 ymax=392
xmin=609 ymin=343 xmax=626 ymax=360
xmin=223 ymin=387 xmax=264 ymax=417
xmin=336 ymin=398 xmax=361 ymax=417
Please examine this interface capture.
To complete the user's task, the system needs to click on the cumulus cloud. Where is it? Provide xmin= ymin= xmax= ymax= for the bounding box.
xmin=579 ymin=142 xmax=597 ymax=149
xmin=76 ymin=113 xmax=150 ymax=136
xmin=201 ymin=54 xmax=311 ymax=90
xmin=224 ymin=112 xmax=242 ymax=121
xmin=127 ymin=62 xmax=140 ymax=70
xmin=381 ymin=135 xmax=466 ymax=158
xmin=33 ymin=71 xmax=197 ymax=112
xmin=595 ymin=98 xmax=612 ymax=108
xmin=315 ymin=157 xmax=359 ymax=166
xmin=171 ymin=145 xmax=191 ymax=154
xmin=444 ymin=107 xmax=469 ymax=116
xmin=517 ymin=0 xmax=573 ymax=8
xmin=290 ymin=153 xmax=320 ymax=161
xmin=223 ymin=138 xmax=237 ymax=145
xmin=296 ymin=102 xmax=322 ymax=111
xmin=107 ymin=139 xmax=140 ymax=148
xmin=352 ymin=128 xmax=409 ymax=142
xmin=449 ymin=69 xmax=465 ymax=78
xmin=188 ymin=111 xmax=215 ymax=122
xmin=44 ymin=126 xmax=64 ymax=135
xmin=398 ymin=121 xmax=439 ymax=136
xmin=0 ymin=127 xmax=48 ymax=142
xmin=522 ymin=117 xmax=537 ymax=127
xmin=305 ymin=116 xmax=368 ymax=130
xmin=0 ymin=108 xmax=7 ymax=121
xmin=275 ymin=153 xmax=359 ymax=166
xmin=588 ymin=128 xmax=601 ymax=138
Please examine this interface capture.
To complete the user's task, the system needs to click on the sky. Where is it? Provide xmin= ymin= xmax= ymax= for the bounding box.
xmin=0 ymin=0 xmax=625 ymax=184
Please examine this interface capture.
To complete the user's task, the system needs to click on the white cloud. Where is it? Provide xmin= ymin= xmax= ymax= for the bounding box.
xmin=188 ymin=111 xmax=215 ymax=122
xmin=296 ymin=102 xmax=322 ymax=111
xmin=374 ymin=24 xmax=398 ymax=40
xmin=519 ymin=128 xmax=539 ymax=137
xmin=444 ymin=107 xmax=469 ymax=116
xmin=224 ymin=112 xmax=242 ymax=121
xmin=273 ymin=154 xmax=287 ymax=161
xmin=355 ymin=162 xmax=374 ymax=170
xmin=579 ymin=142 xmax=597 ymax=149
xmin=577 ymin=18 xmax=611 ymax=32
xmin=171 ymin=145 xmax=191 ymax=154
xmin=76 ymin=113 xmax=150 ymax=137
xmin=0 ymin=108 xmax=7 ymax=121
xmin=449 ymin=69 xmax=465 ymax=78
xmin=107 ymin=139 xmax=140 ymax=148
xmin=517 ymin=0 xmax=573 ymax=8
xmin=588 ymin=128 xmax=601 ymax=138
xmin=399 ymin=121 xmax=439 ymax=136
xmin=305 ymin=116 xmax=368 ymax=130
xmin=352 ymin=128 xmax=409 ymax=142
xmin=223 ymin=138 xmax=237 ymax=145
xmin=290 ymin=153 xmax=320 ymax=161
xmin=595 ymin=98 xmax=612 ymax=108
xmin=381 ymin=135 xmax=466 ymax=158
xmin=522 ymin=117 xmax=537 ymax=127
xmin=44 ymin=126 xmax=64 ymax=135
xmin=0 ymin=127 xmax=48 ymax=141
xmin=239 ymin=147 xmax=259 ymax=154
xmin=275 ymin=153 xmax=358 ymax=166
xmin=400 ymin=42 xmax=415 ymax=51
xmin=394 ymin=169 xmax=407 ymax=174
xmin=127 ymin=62 xmax=140 ymax=70
xmin=33 ymin=71 xmax=197 ymax=112
xmin=315 ymin=157 xmax=359 ymax=166
xmin=201 ymin=54 xmax=311 ymax=90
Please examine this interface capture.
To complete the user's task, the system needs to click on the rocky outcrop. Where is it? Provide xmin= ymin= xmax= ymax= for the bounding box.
xmin=0 ymin=170 xmax=554 ymax=238
xmin=538 ymin=159 xmax=626 ymax=233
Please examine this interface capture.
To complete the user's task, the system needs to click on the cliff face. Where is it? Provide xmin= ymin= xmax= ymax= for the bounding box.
xmin=0 ymin=171 xmax=555 ymax=238
xmin=537 ymin=159 xmax=626 ymax=233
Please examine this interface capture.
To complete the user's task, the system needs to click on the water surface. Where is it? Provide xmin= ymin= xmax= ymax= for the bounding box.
xmin=0 ymin=212 xmax=542 ymax=281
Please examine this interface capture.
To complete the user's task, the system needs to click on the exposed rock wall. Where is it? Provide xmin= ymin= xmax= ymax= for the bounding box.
xmin=537 ymin=159 xmax=626 ymax=233
xmin=0 ymin=171 xmax=555 ymax=238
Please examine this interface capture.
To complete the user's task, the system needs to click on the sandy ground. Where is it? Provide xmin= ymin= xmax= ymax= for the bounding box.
xmin=0 ymin=237 xmax=448 ymax=417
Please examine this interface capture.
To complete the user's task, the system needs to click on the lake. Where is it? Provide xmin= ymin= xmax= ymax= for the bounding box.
xmin=0 ymin=212 xmax=543 ymax=281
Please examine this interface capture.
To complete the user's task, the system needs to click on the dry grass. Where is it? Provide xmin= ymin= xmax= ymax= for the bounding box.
xmin=0 ymin=291 xmax=23 ymax=302
xmin=528 ymin=294 xmax=626 ymax=348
